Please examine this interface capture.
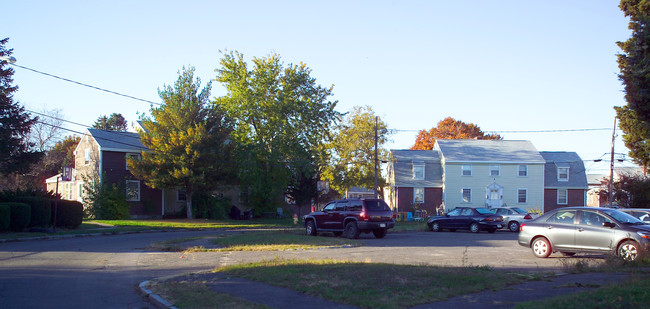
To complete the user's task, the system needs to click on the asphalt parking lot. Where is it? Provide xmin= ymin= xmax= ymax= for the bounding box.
xmin=203 ymin=229 xmax=597 ymax=272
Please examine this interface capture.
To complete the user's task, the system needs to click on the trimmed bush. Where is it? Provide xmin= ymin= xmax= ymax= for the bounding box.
xmin=14 ymin=196 xmax=52 ymax=227
xmin=0 ymin=203 xmax=10 ymax=230
xmin=53 ymin=200 xmax=83 ymax=229
xmin=9 ymin=203 xmax=30 ymax=231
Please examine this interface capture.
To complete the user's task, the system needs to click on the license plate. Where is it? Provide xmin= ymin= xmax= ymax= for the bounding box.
xmin=380 ymin=223 xmax=386 ymax=228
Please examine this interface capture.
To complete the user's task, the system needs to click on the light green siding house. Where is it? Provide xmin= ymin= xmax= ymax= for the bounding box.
xmin=434 ymin=140 xmax=546 ymax=214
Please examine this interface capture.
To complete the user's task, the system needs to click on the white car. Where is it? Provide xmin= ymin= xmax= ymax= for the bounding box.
xmin=490 ymin=207 xmax=539 ymax=232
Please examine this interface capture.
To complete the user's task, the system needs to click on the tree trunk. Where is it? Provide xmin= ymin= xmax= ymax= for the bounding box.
xmin=186 ymin=190 xmax=193 ymax=219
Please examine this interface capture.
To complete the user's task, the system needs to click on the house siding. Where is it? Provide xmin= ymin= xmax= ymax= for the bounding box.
xmin=394 ymin=187 xmax=442 ymax=214
xmin=543 ymin=189 xmax=586 ymax=212
xmin=443 ymin=163 xmax=544 ymax=213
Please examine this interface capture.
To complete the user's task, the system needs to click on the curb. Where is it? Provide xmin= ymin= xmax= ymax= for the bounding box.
xmin=138 ymin=280 xmax=178 ymax=309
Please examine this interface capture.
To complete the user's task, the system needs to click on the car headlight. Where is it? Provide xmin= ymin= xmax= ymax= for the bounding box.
xmin=637 ymin=231 xmax=650 ymax=239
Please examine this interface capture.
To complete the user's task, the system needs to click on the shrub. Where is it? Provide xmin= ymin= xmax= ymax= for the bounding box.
xmin=53 ymin=200 xmax=83 ymax=228
xmin=193 ymin=192 xmax=230 ymax=220
xmin=82 ymin=174 xmax=130 ymax=219
xmin=14 ymin=196 xmax=52 ymax=227
xmin=0 ymin=203 xmax=10 ymax=230
xmin=9 ymin=202 xmax=30 ymax=231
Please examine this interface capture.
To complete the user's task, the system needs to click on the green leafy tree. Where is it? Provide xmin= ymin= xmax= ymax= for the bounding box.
xmin=0 ymin=38 xmax=41 ymax=177
xmin=92 ymin=113 xmax=128 ymax=131
xmin=215 ymin=51 xmax=339 ymax=212
xmin=322 ymin=106 xmax=390 ymax=195
xmin=82 ymin=173 xmax=130 ymax=219
xmin=411 ymin=117 xmax=502 ymax=150
xmin=128 ymin=67 xmax=234 ymax=219
xmin=616 ymin=0 xmax=650 ymax=171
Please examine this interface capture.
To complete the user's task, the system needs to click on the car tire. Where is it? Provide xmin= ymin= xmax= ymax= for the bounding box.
xmin=470 ymin=222 xmax=480 ymax=233
xmin=345 ymin=221 xmax=360 ymax=239
xmin=305 ymin=220 xmax=317 ymax=236
xmin=508 ymin=221 xmax=520 ymax=232
xmin=373 ymin=229 xmax=387 ymax=239
xmin=432 ymin=222 xmax=441 ymax=232
xmin=618 ymin=240 xmax=642 ymax=261
xmin=532 ymin=237 xmax=552 ymax=258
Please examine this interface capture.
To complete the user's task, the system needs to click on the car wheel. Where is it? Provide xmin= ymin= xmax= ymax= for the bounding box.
xmin=373 ymin=229 xmax=387 ymax=239
xmin=305 ymin=220 xmax=317 ymax=236
xmin=432 ymin=222 xmax=441 ymax=232
xmin=345 ymin=221 xmax=360 ymax=239
xmin=560 ymin=252 xmax=576 ymax=257
xmin=508 ymin=221 xmax=520 ymax=232
xmin=618 ymin=240 xmax=642 ymax=261
xmin=532 ymin=237 xmax=552 ymax=258
xmin=469 ymin=222 xmax=480 ymax=233
xmin=333 ymin=232 xmax=343 ymax=237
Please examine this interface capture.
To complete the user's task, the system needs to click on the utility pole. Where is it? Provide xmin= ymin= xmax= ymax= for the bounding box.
xmin=608 ymin=117 xmax=616 ymax=206
xmin=374 ymin=116 xmax=379 ymax=198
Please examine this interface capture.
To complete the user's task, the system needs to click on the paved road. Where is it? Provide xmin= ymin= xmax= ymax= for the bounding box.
xmin=0 ymin=229 xmax=595 ymax=308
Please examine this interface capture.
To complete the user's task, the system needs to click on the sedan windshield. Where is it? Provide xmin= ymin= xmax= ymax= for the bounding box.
xmin=603 ymin=209 xmax=646 ymax=224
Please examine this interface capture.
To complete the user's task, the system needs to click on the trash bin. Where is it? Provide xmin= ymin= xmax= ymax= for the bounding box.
xmin=407 ymin=212 xmax=413 ymax=222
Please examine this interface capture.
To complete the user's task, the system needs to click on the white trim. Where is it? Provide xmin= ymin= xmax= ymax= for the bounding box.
xmin=489 ymin=164 xmax=500 ymax=177
xmin=461 ymin=188 xmax=472 ymax=203
xmin=413 ymin=187 xmax=424 ymax=204
xmin=558 ymin=167 xmax=569 ymax=182
xmin=461 ymin=164 xmax=472 ymax=176
xmin=518 ymin=164 xmax=528 ymax=177
xmin=557 ymin=188 xmax=568 ymax=205
xmin=517 ymin=188 xmax=528 ymax=204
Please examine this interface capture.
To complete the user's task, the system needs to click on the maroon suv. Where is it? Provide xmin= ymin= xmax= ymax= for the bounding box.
xmin=303 ymin=198 xmax=395 ymax=239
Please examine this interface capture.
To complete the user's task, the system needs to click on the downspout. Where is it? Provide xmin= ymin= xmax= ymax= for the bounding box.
xmin=162 ymin=189 xmax=165 ymax=216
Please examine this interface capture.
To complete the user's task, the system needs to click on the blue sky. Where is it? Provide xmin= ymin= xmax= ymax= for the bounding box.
xmin=2 ymin=1 xmax=636 ymax=173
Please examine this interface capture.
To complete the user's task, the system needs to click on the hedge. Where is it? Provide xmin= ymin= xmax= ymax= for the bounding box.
xmin=14 ymin=196 xmax=51 ymax=227
xmin=52 ymin=200 xmax=83 ymax=229
xmin=0 ymin=203 xmax=10 ymax=230
xmin=8 ymin=202 xmax=31 ymax=231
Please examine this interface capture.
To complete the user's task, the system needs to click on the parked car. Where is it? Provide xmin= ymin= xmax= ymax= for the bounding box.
xmin=427 ymin=207 xmax=504 ymax=233
xmin=618 ymin=209 xmax=650 ymax=223
xmin=303 ymin=198 xmax=395 ymax=239
xmin=490 ymin=207 xmax=539 ymax=232
xmin=518 ymin=207 xmax=650 ymax=261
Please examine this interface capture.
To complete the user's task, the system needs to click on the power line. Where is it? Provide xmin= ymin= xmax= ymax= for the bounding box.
xmin=393 ymin=128 xmax=612 ymax=133
xmin=10 ymin=63 xmax=162 ymax=106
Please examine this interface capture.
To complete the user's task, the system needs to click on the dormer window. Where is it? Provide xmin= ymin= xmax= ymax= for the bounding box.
xmin=558 ymin=167 xmax=569 ymax=181
xmin=413 ymin=164 xmax=425 ymax=180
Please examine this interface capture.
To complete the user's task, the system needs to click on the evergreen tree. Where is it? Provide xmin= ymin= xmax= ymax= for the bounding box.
xmin=0 ymin=38 xmax=41 ymax=177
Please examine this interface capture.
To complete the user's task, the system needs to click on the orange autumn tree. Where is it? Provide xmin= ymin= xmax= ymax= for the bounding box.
xmin=411 ymin=117 xmax=502 ymax=150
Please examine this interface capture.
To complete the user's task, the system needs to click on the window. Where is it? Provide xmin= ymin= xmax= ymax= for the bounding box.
xmin=557 ymin=189 xmax=568 ymax=205
xmin=546 ymin=210 xmax=575 ymax=224
xmin=517 ymin=189 xmax=527 ymax=204
xmin=462 ymin=164 xmax=472 ymax=176
xmin=84 ymin=149 xmax=91 ymax=165
xmin=125 ymin=153 xmax=141 ymax=170
xmin=462 ymin=188 xmax=472 ymax=203
xmin=78 ymin=183 xmax=85 ymax=198
xmin=177 ymin=190 xmax=187 ymax=201
xmin=447 ymin=208 xmax=461 ymax=217
xmin=460 ymin=208 xmax=474 ymax=216
xmin=489 ymin=164 xmax=500 ymax=176
xmin=579 ymin=211 xmax=611 ymax=226
xmin=558 ymin=167 xmax=569 ymax=181
xmin=126 ymin=180 xmax=141 ymax=201
xmin=518 ymin=165 xmax=528 ymax=177
xmin=414 ymin=187 xmax=424 ymax=203
xmin=413 ymin=164 xmax=425 ymax=180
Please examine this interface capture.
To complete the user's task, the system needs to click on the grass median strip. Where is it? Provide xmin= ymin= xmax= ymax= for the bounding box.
xmin=153 ymin=230 xmax=361 ymax=251
xmin=212 ymin=258 xmax=532 ymax=309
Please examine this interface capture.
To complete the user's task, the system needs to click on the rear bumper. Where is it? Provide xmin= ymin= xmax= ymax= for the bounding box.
xmin=358 ymin=221 xmax=395 ymax=230
xmin=479 ymin=221 xmax=503 ymax=230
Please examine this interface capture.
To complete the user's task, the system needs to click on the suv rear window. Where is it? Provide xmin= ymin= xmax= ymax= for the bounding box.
xmin=364 ymin=200 xmax=391 ymax=211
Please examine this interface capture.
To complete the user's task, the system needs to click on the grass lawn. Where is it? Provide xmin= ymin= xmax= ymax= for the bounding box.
xmin=149 ymin=259 xmax=534 ymax=309
xmin=515 ymin=276 xmax=650 ymax=309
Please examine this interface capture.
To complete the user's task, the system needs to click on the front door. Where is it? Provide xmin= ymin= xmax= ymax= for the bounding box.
xmin=486 ymin=182 xmax=503 ymax=209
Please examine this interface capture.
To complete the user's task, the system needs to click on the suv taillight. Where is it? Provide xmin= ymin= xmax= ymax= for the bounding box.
xmin=360 ymin=211 xmax=369 ymax=221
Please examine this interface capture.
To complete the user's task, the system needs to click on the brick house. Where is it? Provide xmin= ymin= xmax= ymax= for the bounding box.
xmin=540 ymin=152 xmax=588 ymax=212
xmin=386 ymin=150 xmax=443 ymax=215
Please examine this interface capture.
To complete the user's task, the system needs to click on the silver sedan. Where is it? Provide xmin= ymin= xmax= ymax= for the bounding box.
xmin=518 ymin=207 xmax=650 ymax=261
